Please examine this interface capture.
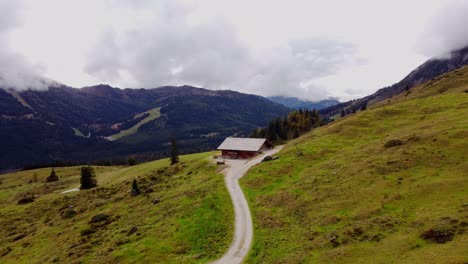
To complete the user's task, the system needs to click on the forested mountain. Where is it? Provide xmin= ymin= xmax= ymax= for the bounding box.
xmin=0 ymin=85 xmax=289 ymax=171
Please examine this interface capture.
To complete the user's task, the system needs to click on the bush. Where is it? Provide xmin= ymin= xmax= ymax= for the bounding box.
xmin=384 ymin=139 xmax=404 ymax=148
xmin=80 ymin=227 xmax=96 ymax=236
xmin=421 ymin=227 xmax=454 ymax=243
xmin=62 ymin=209 xmax=77 ymax=219
xmin=17 ymin=196 xmax=35 ymax=205
xmin=89 ymin=214 xmax=111 ymax=224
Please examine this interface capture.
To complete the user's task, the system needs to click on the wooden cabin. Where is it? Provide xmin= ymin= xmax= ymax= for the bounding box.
xmin=217 ymin=137 xmax=273 ymax=159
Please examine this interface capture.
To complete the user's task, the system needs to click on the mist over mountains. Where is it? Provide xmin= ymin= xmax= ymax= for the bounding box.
xmin=320 ymin=45 xmax=468 ymax=117
xmin=267 ymin=96 xmax=339 ymax=110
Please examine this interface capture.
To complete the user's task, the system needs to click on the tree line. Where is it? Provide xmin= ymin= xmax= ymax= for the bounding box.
xmin=250 ymin=108 xmax=322 ymax=142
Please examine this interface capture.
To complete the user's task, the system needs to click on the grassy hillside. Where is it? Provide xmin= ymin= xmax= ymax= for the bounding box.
xmin=110 ymin=107 xmax=161 ymax=140
xmin=241 ymin=66 xmax=468 ymax=263
xmin=0 ymin=152 xmax=232 ymax=263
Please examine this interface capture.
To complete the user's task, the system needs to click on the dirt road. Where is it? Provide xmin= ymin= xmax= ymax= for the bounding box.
xmin=213 ymin=146 xmax=283 ymax=264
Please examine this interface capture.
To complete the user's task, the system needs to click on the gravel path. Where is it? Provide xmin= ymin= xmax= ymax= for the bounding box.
xmin=213 ymin=146 xmax=283 ymax=264
xmin=60 ymin=186 xmax=80 ymax=194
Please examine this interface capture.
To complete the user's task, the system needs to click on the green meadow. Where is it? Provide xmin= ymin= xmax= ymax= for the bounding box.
xmin=0 ymin=152 xmax=233 ymax=264
xmin=241 ymin=66 xmax=468 ymax=263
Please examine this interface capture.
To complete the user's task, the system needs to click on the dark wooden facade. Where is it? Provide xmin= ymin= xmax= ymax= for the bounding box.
xmin=221 ymin=150 xmax=257 ymax=159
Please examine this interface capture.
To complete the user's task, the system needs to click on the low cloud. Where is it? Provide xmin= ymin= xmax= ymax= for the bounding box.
xmin=418 ymin=0 xmax=468 ymax=57
xmin=0 ymin=0 xmax=51 ymax=90
xmin=85 ymin=1 xmax=359 ymax=100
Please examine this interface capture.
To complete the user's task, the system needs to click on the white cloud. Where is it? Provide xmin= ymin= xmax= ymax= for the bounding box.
xmin=2 ymin=0 xmax=466 ymax=99
xmin=84 ymin=1 xmax=362 ymax=100
xmin=0 ymin=0 xmax=51 ymax=90
xmin=417 ymin=0 xmax=468 ymax=57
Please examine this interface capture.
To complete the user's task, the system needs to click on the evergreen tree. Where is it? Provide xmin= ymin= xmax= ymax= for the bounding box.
xmin=127 ymin=156 xmax=137 ymax=166
xmin=360 ymin=101 xmax=368 ymax=111
xmin=80 ymin=166 xmax=97 ymax=189
xmin=46 ymin=168 xmax=59 ymax=182
xmin=170 ymin=137 xmax=179 ymax=165
xmin=292 ymin=129 xmax=300 ymax=139
xmin=340 ymin=109 xmax=346 ymax=117
xmin=249 ymin=108 xmax=323 ymax=142
xmin=250 ymin=128 xmax=259 ymax=138
xmin=266 ymin=121 xmax=277 ymax=141
xmin=312 ymin=109 xmax=320 ymax=126
xmin=131 ymin=179 xmax=140 ymax=196
xmin=352 ymin=105 xmax=357 ymax=114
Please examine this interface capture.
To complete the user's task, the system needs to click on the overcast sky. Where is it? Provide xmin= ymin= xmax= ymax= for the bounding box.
xmin=0 ymin=0 xmax=467 ymax=101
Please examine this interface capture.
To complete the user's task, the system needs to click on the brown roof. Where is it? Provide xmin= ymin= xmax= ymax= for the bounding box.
xmin=217 ymin=137 xmax=268 ymax=152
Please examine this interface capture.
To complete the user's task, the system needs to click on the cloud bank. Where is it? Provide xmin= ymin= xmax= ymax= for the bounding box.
xmin=3 ymin=0 xmax=466 ymax=100
xmin=84 ymin=1 xmax=360 ymax=100
xmin=0 ymin=0 xmax=51 ymax=90
xmin=418 ymin=0 xmax=468 ymax=57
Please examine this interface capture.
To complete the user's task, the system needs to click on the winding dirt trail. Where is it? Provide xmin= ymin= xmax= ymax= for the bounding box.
xmin=213 ymin=146 xmax=283 ymax=264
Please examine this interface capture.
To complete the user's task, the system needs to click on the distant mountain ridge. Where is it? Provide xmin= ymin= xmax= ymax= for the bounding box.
xmin=267 ymin=96 xmax=339 ymax=110
xmin=320 ymin=45 xmax=468 ymax=117
xmin=0 ymin=84 xmax=289 ymax=171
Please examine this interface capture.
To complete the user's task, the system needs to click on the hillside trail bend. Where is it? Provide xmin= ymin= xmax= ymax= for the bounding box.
xmin=212 ymin=146 xmax=283 ymax=264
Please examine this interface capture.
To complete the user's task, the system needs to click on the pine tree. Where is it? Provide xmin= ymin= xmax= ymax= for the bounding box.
xmin=360 ymin=101 xmax=367 ymax=111
xmin=352 ymin=105 xmax=357 ymax=114
xmin=340 ymin=109 xmax=346 ymax=117
xmin=131 ymin=179 xmax=140 ymax=196
xmin=80 ymin=166 xmax=97 ymax=190
xmin=46 ymin=168 xmax=59 ymax=182
xmin=170 ymin=137 xmax=179 ymax=165
xmin=128 ymin=156 xmax=137 ymax=166
xmin=292 ymin=129 xmax=300 ymax=139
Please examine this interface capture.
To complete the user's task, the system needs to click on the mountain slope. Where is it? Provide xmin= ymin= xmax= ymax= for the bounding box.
xmin=0 ymin=152 xmax=233 ymax=263
xmin=267 ymin=96 xmax=339 ymax=110
xmin=241 ymin=66 xmax=468 ymax=263
xmin=0 ymin=85 xmax=289 ymax=171
xmin=320 ymin=45 xmax=468 ymax=117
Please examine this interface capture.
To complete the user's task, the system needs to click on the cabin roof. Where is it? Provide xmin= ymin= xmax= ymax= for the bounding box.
xmin=217 ymin=137 xmax=269 ymax=152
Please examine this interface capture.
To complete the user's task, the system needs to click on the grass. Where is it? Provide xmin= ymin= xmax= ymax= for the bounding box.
xmin=0 ymin=151 xmax=233 ymax=263
xmin=72 ymin=127 xmax=87 ymax=138
xmin=111 ymin=107 xmax=161 ymax=140
xmin=241 ymin=66 xmax=468 ymax=263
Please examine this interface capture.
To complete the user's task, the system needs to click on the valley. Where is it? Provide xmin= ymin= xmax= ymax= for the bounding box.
xmin=0 ymin=86 xmax=289 ymax=171
xmin=1 ymin=64 xmax=466 ymax=264
xmin=0 ymin=18 xmax=467 ymax=263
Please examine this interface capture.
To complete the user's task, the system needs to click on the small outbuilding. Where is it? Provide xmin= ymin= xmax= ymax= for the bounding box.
xmin=217 ymin=137 xmax=273 ymax=159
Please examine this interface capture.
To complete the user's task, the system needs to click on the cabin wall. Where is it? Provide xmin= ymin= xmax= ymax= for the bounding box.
xmin=221 ymin=150 xmax=258 ymax=159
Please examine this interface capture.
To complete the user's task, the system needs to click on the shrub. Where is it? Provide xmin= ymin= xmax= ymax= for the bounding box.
xmin=17 ymin=195 xmax=35 ymax=205
xmin=80 ymin=227 xmax=96 ymax=236
xmin=62 ymin=209 xmax=77 ymax=219
xmin=89 ymin=214 xmax=111 ymax=224
xmin=384 ymin=139 xmax=404 ymax=148
xmin=421 ymin=227 xmax=454 ymax=243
